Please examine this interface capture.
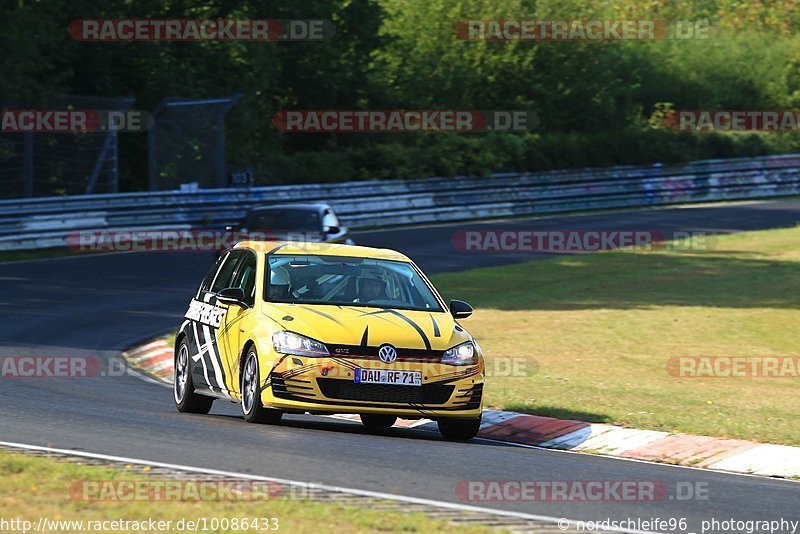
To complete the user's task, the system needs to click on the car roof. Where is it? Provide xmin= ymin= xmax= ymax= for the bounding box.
xmin=234 ymin=240 xmax=411 ymax=262
xmin=247 ymin=203 xmax=331 ymax=212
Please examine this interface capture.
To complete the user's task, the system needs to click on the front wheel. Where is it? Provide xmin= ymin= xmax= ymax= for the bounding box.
xmin=437 ymin=416 xmax=481 ymax=441
xmin=174 ymin=338 xmax=214 ymax=414
xmin=241 ymin=348 xmax=283 ymax=424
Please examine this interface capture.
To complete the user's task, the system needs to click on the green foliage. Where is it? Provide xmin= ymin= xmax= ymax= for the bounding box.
xmin=3 ymin=0 xmax=800 ymax=187
xmin=254 ymin=130 xmax=782 ymax=182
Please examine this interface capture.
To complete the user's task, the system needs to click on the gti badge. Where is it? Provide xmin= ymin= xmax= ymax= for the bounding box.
xmin=378 ymin=344 xmax=397 ymax=364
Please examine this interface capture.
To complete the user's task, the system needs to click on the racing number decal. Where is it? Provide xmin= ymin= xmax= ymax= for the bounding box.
xmin=184 ymin=248 xmax=257 ymax=399
xmin=185 ymin=299 xmax=226 ymax=328
xmin=184 ymin=297 xmax=232 ymax=397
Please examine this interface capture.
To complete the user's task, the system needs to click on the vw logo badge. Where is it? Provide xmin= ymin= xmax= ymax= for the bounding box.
xmin=378 ymin=344 xmax=397 ymax=364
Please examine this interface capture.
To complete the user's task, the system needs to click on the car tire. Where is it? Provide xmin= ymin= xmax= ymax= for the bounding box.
xmin=241 ymin=347 xmax=283 ymax=424
xmin=174 ymin=338 xmax=214 ymax=414
xmin=437 ymin=416 xmax=481 ymax=441
xmin=360 ymin=414 xmax=397 ymax=430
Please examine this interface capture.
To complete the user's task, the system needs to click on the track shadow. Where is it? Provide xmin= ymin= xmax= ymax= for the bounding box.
xmin=500 ymin=404 xmax=611 ymax=423
xmin=202 ymin=412 xmax=525 ymax=447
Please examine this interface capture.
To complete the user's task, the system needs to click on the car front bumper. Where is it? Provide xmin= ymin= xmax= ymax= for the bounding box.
xmin=261 ymin=355 xmax=484 ymax=419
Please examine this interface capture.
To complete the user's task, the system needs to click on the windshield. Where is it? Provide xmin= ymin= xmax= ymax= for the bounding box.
xmin=266 ymin=255 xmax=443 ymax=312
xmin=244 ymin=209 xmax=321 ymax=231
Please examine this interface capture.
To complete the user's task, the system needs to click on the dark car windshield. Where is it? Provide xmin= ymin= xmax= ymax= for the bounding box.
xmin=244 ymin=209 xmax=321 ymax=231
xmin=265 ymin=255 xmax=443 ymax=312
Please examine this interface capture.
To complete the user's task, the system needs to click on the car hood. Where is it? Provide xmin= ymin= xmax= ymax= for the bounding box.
xmin=260 ymin=303 xmax=469 ymax=351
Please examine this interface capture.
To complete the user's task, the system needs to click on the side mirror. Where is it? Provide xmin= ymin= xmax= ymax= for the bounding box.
xmin=449 ymin=299 xmax=473 ymax=319
xmin=324 ymin=225 xmax=340 ymax=235
xmin=217 ymin=287 xmax=246 ymax=307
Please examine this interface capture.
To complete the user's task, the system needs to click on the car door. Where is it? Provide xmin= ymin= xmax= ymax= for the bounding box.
xmin=188 ymin=249 xmax=245 ymax=397
xmin=221 ymin=249 xmax=258 ymax=394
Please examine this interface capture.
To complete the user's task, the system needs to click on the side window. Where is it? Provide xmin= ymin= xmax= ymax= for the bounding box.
xmin=210 ymin=250 xmax=245 ymax=293
xmin=199 ymin=256 xmax=224 ymax=295
xmin=230 ymin=251 xmax=257 ymax=306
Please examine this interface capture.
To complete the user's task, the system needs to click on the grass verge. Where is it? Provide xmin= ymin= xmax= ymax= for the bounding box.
xmin=431 ymin=226 xmax=800 ymax=446
xmin=0 ymin=247 xmax=80 ymax=263
xmin=0 ymin=450 xmax=495 ymax=534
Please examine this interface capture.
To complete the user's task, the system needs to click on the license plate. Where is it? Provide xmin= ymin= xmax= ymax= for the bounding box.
xmin=354 ymin=368 xmax=421 ymax=386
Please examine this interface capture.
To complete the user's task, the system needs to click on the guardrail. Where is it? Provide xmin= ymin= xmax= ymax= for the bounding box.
xmin=2 ymin=153 xmax=800 ymax=250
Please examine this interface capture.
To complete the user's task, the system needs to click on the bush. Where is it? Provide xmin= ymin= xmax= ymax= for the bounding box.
xmin=253 ymin=130 xmax=794 ymax=184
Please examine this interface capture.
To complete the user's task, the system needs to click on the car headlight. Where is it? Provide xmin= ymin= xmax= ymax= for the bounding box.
xmin=441 ymin=341 xmax=476 ymax=365
xmin=272 ymin=331 xmax=330 ymax=357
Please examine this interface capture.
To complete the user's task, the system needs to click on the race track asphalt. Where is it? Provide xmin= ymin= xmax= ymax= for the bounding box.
xmin=1 ymin=199 xmax=799 ymax=533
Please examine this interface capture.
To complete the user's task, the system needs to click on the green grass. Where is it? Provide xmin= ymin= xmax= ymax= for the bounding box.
xmin=0 ymin=451 xmax=495 ymax=533
xmin=431 ymin=226 xmax=800 ymax=446
xmin=0 ymin=247 xmax=80 ymax=263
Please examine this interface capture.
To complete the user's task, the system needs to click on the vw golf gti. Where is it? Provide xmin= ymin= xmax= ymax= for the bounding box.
xmin=174 ymin=241 xmax=484 ymax=440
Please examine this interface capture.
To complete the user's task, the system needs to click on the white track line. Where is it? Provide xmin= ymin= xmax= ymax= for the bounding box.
xmin=125 ymin=366 xmax=171 ymax=388
xmin=123 ymin=361 xmax=800 ymax=484
xmin=0 ymin=440 xmax=660 ymax=534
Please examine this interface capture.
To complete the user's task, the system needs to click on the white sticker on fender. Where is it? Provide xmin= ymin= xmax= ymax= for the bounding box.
xmin=185 ymin=299 xmax=226 ymax=328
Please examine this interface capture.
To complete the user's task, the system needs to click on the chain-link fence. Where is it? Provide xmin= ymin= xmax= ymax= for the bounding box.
xmin=0 ymin=94 xmax=241 ymax=198
xmin=0 ymin=95 xmax=134 ymax=199
xmin=147 ymin=95 xmax=241 ymax=191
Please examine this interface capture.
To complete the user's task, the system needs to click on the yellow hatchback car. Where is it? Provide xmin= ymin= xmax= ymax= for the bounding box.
xmin=174 ymin=241 xmax=484 ymax=440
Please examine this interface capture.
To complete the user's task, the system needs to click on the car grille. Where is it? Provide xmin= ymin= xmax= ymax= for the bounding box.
xmin=271 ymin=375 xmax=315 ymax=400
xmin=452 ymin=382 xmax=483 ymax=410
xmin=271 ymin=376 xmax=288 ymax=396
xmin=317 ymin=378 xmax=454 ymax=405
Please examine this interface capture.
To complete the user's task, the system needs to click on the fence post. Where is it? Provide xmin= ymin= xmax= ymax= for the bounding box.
xmin=217 ymin=115 xmax=226 ymax=188
xmin=148 ymin=122 xmax=157 ymax=191
xmin=23 ymin=132 xmax=33 ymax=198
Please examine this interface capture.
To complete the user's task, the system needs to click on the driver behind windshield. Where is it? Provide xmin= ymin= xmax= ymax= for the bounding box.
xmin=268 ymin=266 xmax=291 ymax=300
xmin=355 ymin=271 xmax=387 ymax=303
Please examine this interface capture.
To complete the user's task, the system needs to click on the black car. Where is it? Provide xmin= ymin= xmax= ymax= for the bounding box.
xmin=226 ymin=203 xmax=353 ymax=248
